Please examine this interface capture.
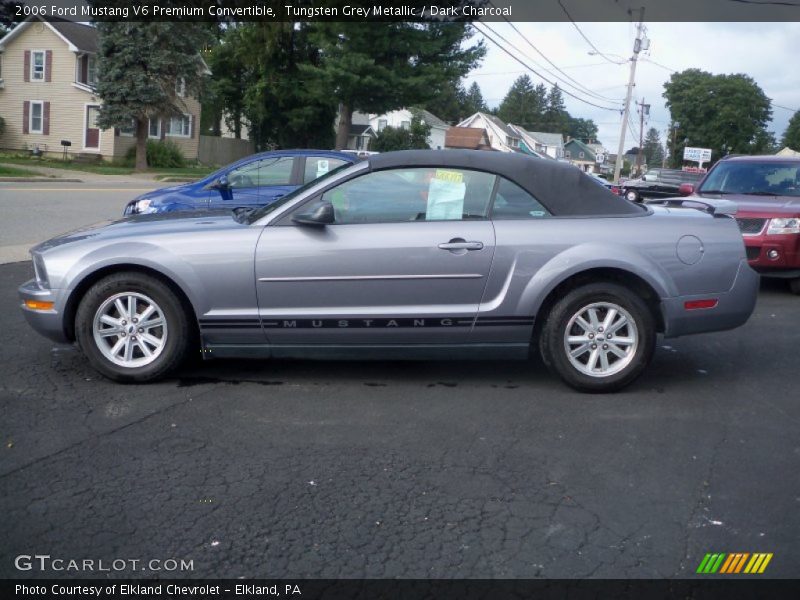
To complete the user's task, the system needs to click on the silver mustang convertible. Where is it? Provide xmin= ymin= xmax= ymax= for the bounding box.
xmin=19 ymin=150 xmax=758 ymax=392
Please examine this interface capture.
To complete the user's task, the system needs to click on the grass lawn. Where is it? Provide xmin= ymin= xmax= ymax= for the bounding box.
xmin=0 ymin=154 xmax=217 ymax=178
xmin=0 ymin=164 xmax=47 ymax=177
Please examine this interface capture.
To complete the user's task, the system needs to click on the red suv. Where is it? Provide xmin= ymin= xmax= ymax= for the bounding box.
xmin=680 ymin=155 xmax=800 ymax=294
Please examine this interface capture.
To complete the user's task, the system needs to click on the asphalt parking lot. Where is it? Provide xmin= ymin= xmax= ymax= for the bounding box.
xmin=1 ymin=253 xmax=798 ymax=578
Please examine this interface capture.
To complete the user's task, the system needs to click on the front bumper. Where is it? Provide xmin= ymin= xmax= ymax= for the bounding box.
xmin=661 ymin=259 xmax=759 ymax=338
xmin=18 ymin=279 xmax=70 ymax=343
xmin=743 ymin=232 xmax=800 ymax=278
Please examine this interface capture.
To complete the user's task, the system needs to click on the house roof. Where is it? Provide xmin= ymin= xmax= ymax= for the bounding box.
xmin=458 ymin=112 xmax=518 ymax=141
xmin=415 ymin=109 xmax=449 ymax=129
xmin=0 ymin=17 xmax=97 ymax=53
xmin=565 ymin=138 xmax=597 ymax=160
xmin=349 ymin=124 xmax=374 ymax=136
xmin=445 ymin=127 xmax=491 ymax=150
xmin=49 ymin=21 xmax=99 ymax=53
xmin=526 ymin=131 xmax=564 ymax=147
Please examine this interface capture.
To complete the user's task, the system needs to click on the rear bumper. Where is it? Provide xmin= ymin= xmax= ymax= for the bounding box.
xmin=18 ymin=279 xmax=70 ymax=343
xmin=661 ymin=259 xmax=759 ymax=338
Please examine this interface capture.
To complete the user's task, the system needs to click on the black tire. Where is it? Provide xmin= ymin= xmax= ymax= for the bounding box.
xmin=789 ymin=278 xmax=800 ymax=295
xmin=625 ymin=189 xmax=640 ymax=203
xmin=539 ymin=282 xmax=656 ymax=393
xmin=75 ymin=272 xmax=190 ymax=382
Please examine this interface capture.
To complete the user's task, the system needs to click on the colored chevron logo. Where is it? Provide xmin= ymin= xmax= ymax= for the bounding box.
xmin=696 ymin=552 xmax=773 ymax=574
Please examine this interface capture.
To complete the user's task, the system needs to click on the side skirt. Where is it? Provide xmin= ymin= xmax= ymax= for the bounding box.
xmin=202 ymin=343 xmax=531 ymax=361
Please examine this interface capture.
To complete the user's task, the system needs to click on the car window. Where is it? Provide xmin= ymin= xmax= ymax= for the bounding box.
xmin=491 ymin=177 xmax=551 ymax=220
xmin=699 ymin=161 xmax=800 ymax=196
xmin=228 ymin=157 xmax=294 ymax=188
xmin=304 ymin=157 xmax=348 ymax=184
xmin=305 ymin=167 xmax=496 ymax=224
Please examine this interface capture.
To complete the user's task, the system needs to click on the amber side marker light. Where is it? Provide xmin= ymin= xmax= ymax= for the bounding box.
xmin=684 ymin=299 xmax=718 ymax=310
xmin=24 ymin=300 xmax=54 ymax=311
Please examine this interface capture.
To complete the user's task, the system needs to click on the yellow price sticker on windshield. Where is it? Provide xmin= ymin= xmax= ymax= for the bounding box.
xmin=434 ymin=169 xmax=463 ymax=184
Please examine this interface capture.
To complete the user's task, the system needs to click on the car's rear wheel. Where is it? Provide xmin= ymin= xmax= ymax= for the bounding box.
xmin=539 ymin=283 xmax=656 ymax=392
xmin=789 ymin=277 xmax=800 ymax=295
xmin=625 ymin=189 xmax=640 ymax=203
xmin=75 ymin=272 xmax=190 ymax=382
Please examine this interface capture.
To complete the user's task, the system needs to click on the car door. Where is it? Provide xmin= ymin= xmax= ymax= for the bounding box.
xmin=213 ymin=155 xmax=298 ymax=209
xmin=254 ymin=166 xmax=497 ymax=345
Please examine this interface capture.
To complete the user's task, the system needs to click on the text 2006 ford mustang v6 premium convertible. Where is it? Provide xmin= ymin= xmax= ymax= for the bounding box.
xmin=19 ymin=151 xmax=758 ymax=392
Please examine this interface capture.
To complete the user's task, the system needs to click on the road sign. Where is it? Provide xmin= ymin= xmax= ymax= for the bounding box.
xmin=684 ymin=147 xmax=712 ymax=162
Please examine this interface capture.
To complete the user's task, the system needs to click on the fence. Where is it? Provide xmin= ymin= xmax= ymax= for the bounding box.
xmin=198 ymin=135 xmax=255 ymax=166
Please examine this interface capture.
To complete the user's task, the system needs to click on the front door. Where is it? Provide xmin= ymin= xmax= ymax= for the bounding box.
xmin=85 ymin=105 xmax=100 ymax=149
xmin=254 ymin=166 xmax=498 ymax=345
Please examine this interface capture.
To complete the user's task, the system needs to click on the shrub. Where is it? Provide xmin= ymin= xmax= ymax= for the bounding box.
xmin=124 ymin=139 xmax=186 ymax=168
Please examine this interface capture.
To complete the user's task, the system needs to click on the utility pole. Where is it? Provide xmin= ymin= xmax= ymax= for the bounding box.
xmin=635 ymin=98 xmax=650 ymax=176
xmin=613 ymin=8 xmax=646 ymax=184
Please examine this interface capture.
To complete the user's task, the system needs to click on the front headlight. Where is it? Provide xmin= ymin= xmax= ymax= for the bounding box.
xmin=767 ymin=217 xmax=800 ymax=234
xmin=133 ymin=198 xmax=156 ymax=214
xmin=32 ymin=252 xmax=49 ymax=288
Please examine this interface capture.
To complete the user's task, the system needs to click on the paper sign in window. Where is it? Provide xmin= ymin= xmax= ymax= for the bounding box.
xmin=427 ymin=170 xmax=465 ymax=220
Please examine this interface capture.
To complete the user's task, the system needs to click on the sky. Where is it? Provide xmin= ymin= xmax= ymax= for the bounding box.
xmin=462 ymin=21 xmax=800 ymax=154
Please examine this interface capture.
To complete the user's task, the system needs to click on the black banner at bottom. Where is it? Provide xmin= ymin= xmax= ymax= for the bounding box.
xmin=3 ymin=579 xmax=800 ymax=600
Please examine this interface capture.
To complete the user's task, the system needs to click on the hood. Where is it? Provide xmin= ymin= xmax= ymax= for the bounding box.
xmin=695 ymin=192 xmax=800 ymax=216
xmin=33 ymin=210 xmax=242 ymax=253
xmin=134 ymin=182 xmax=196 ymax=201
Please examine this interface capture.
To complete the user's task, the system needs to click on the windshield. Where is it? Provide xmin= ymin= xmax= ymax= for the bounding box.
xmin=699 ymin=161 xmax=800 ymax=196
xmin=245 ymin=162 xmax=357 ymax=224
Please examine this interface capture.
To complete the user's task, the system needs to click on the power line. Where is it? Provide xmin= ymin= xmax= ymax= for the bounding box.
xmin=472 ymin=22 xmax=622 ymax=112
xmin=557 ymin=0 xmax=628 ymax=66
xmin=487 ymin=7 xmax=624 ymax=103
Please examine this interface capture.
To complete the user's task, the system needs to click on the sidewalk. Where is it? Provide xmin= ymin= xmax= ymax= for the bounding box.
xmin=0 ymin=162 xmax=192 ymax=184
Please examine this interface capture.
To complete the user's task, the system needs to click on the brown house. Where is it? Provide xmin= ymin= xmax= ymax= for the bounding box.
xmin=445 ymin=126 xmax=493 ymax=150
xmin=0 ymin=17 xmax=203 ymax=161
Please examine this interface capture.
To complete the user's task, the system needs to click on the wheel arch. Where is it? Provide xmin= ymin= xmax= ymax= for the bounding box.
xmin=62 ymin=263 xmax=199 ymax=342
xmin=530 ymin=266 xmax=667 ymax=343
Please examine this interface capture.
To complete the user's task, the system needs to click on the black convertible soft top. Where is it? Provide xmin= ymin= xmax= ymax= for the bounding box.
xmin=367 ymin=150 xmax=641 ymax=217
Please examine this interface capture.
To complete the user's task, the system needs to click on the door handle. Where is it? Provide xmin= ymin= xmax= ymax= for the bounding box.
xmin=438 ymin=240 xmax=484 ymax=251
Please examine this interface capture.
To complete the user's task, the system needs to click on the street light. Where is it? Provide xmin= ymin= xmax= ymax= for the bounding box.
xmin=587 ymin=51 xmax=629 ymax=65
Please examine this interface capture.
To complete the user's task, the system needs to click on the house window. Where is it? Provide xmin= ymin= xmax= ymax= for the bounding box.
xmin=565 ymin=150 xmax=571 ymax=159
xmin=148 ymin=119 xmax=161 ymax=138
xmin=377 ymin=119 xmax=387 ymax=132
xmin=506 ymin=136 xmax=520 ymax=148
xmin=579 ymin=151 xmax=585 ymax=159
xmin=119 ymin=118 xmax=135 ymax=136
xmin=30 ymin=101 xmax=43 ymax=133
xmin=87 ymin=55 xmax=97 ymax=85
xmin=175 ymin=78 xmax=186 ymax=97
xmin=166 ymin=114 xmax=191 ymax=137
xmin=31 ymin=50 xmax=45 ymax=81
xmin=400 ymin=120 xmax=410 ymax=130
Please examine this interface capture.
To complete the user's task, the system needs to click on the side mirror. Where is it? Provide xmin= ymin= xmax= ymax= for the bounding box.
xmin=292 ymin=202 xmax=335 ymax=227
xmin=217 ymin=175 xmax=230 ymax=189
xmin=678 ymin=183 xmax=695 ymax=197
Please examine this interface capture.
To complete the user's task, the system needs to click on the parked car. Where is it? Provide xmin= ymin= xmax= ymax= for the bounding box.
xmin=588 ymin=172 xmax=621 ymax=195
xmin=621 ymin=168 xmax=705 ymax=203
xmin=123 ymin=150 xmax=357 ymax=215
xmin=676 ymin=155 xmax=800 ymax=294
xmin=20 ymin=150 xmax=758 ymax=392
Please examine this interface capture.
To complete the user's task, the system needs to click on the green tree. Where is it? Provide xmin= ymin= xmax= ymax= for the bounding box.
xmin=642 ymin=127 xmax=665 ymax=167
xmin=663 ymin=69 xmax=772 ymax=166
xmin=567 ymin=117 xmax=598 ymax=143
xmin=94 ymin=22 xmax=210 ymax=170
xmin=462 ymin=81 xmax=488 ymax=116
xmin=781 ymin=111 xmax=800 ymax=151
xmin=302 ymin=20 xmax=485 ymax=149
xmin=422 ymin=80 xmax=467 ymax=125
xmin=544 ymin=84 xmax=569 ymax=134
xmin=371 ymin=112 xmax=432 ymax=152
xmin=497 ymin=75 xmax=544 ymax=129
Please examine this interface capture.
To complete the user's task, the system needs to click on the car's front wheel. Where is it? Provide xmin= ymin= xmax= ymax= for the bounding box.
xmin=75 ymin=272 xmax=190 ymax=382
xmin=539 ymin=283 xmax=656 ymax=392
xmin=625 ymin=189 xmax=641 ymax=203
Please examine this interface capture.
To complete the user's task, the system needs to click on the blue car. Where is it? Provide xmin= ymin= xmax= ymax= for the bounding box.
xmin=124 ymin=150 xmax=357 ymax=215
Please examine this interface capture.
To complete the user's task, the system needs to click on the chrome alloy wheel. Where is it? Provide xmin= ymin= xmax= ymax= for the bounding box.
xmin=92 ymin=292 xmax=168 ymax=368
xmin=563 ymin=302 xmax=638 ymax=378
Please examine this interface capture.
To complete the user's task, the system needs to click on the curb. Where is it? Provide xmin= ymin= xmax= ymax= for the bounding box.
xmin=0 ymin=177 xmax=84 ymax=183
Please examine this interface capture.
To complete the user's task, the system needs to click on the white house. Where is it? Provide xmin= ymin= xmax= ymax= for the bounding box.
xmin=508 ymin=125 xmax=564 ymax=160
xmin=369 ymin=108 xmax=449 ymax=150
xmin=456 ymin=112 xmax=521 ymax=153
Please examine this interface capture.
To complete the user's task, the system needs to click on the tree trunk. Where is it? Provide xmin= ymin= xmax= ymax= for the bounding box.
xmin=335 ymin=104 xmax=352 ymax=150
xmin=135 ymin=118 xmax=148 ymax=171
